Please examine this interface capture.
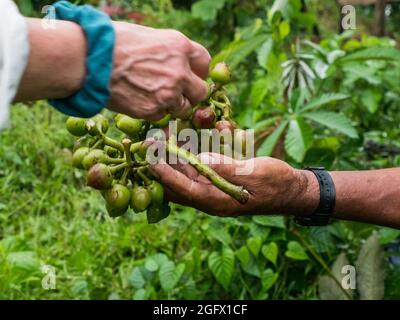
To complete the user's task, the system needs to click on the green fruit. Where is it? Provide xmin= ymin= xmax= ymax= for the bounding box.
xmin=87 ymin=163 xmax=113 ymax=190
xmin=66 ymin=117 xmax=87 ymax=136
xmin=82 ymin=149 xmax=108 ymax=169
xmin=147 ymin=180 xmax=164 ymax=204
xmin=116 ymin=115 xmax=144 ymax=136
xmin=151 ymin=114 xmax=171 ymax=128
xmin=131 ymin=186 xmax=152 ymax=212
xmin=106 ymin=203 xmax=128 ymax=218
xmin=210 ymin=62 xmax=231 ymax=84
xmin=146 ymin=203 xmax=171 ymax=224
xmin=105 ymin=184 xmax=131 ymax=215
xmin=86 ymin=114 xmax=109 ymax=136
xmin=73 ymin=136 xmax=96 ymax=152
xmin=72 ymin=147 xmax=89 ymax=169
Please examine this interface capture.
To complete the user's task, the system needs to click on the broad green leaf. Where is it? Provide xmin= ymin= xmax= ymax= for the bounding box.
xmin=284 ymin=117 xmax=313 ymax=162
xmin=133 ymin=289 xmax=147 ymax=300
xmin=279 ymin=21 xmax=290 ymax=39
xmin=145 ymin=257 xmax=159 ymax=272
xmin=268 ymin=0 xmax=288 ymax=23
xmin=208 ymin=248 xmax=235 ymax=290
xmin=378 ymin=227 xmax=400 ymax=245
xmin=191 ymin=0 xmax=226 ymax=21
xmin=318 ymin=252 xmax=353 ymax=300
xmin=159 ymin=261 xmax=185 ymax=291
xmin=338 ymin=46 xmax=400 ymax=64
xmin=205 ymin=223 xmax=232 ymax=246
xmin=360 ymin=89 xmax=382 ymax=114
xmin=257 ymin=119 xmax=289 ymax=156
xmin=247 ymin=237 xmax=263 ymax=257
xmin=236 ymin=245 xmax=251 ymax=266
xmin=262 ymin=242 xmax=278 ymax=265
xmin=252 ymin=216 xmax=285 ymax=228
xmin=7 ymin=251 xmax=39 ymax=272
xmin=257 ymin=38 xmax=274 ymax=68
xmin=261 ymin=269 xmax=278 ymax=291
xmin=285 ymin=241 xmax=309 ymax=260
xmin=250 ymin=78 xmax=269 ymax=108
xmin=213 ymin=34 xmax=268 ymax=69
xmin=128 ymin=267 xmax=145 ymax=289
xmin=356 ymin=232 xmax=385 ymax=300
xmin=309 ymin=227 xmax=335 ymax=253
xmin=300 ymin=93 xmax=350 ymax=113
xmin=304 ymin=111 xmax=358 ymax=138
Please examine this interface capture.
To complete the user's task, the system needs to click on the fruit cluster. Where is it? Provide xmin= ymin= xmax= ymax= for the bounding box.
xmin=66 ymin=62 xmax=249 ymax=223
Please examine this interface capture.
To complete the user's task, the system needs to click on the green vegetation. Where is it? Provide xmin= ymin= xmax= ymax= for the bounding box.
xmin=2 ymin=0 xmax=400 ymax=299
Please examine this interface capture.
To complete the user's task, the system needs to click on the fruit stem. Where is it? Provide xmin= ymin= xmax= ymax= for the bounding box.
xmin=130 ymin=141 xmax=142 ymax=154
xmin=211 ymin=99 xmax=231 ymax=120
xmin=103 ymin=136 xmax=124 ymax=153
xmin=109 ymin=162 xmax=129 ymax=174
xmin=166 ymin=141 xmax=249 ymax=204
xmin=120 ymin=167 xmax=130 ymax=185
xmin=137 ymin=168 xmax=151 ymax=186
xmin=90 ymin=138 xmax=103 ymax=150
xmin=122 ymin=138 xmax=133 ymax=165
xmin=107 ymin=157 xmax=125 ymax=164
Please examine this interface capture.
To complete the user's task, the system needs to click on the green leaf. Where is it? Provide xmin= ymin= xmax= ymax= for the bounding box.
xmin=284 ymin=117 xmax=313 ymax=162
xmin=360 ymin=89 xmax=382 ymax=114
xmin=262 ymin=242 xmax=278 ymax=265
xmin=268 ymin=0 xmax=289 ymax=23
xmin=285 ymin=241 xmax=309 ymax=260
xmin=257 ymin=119 xmax=289 ymax=156
xmin=159 ymin=261 xmax=185 ymax=292
xmin=309 ymin=227 xmax=335 ymax=253
xmin=208 ymin=248 xmax=235 ymax=290
xmin=304 ymin=111 xmax=358 ymax=138
xmin=133 ymin=288 xmax=147 ymax=300
xmin=128 ymin=267 xmax=145 ymax=289
xmin=378 ymin=227 xmax=400 ymax=245
xmin=247 ymin=237 xmax=263 ymax=257
xmin=191 ymin=0 xmax=226 ymax=21
xmin=254 ymin=116 xmax=281 ymax=134
xmin=338 ymin=46 xmax=400 ymax=64
xmin=7 ymin=251 xmax=39 ymax=272
xmin=213 ymin=34 xmax=268 ymax=69
xmin=279 ymin=21 xmax=290 ymax=39
xmin=145 ymin=257 xmax=159 ymax=272
xmin=300 ymin=93 xmax=350 ymax=113
xmin=250 ymin=78 xmax=269 ymax=108
xmin=205 ymin=223 xmax=232 ymax=246
xmin=318 ymin=252 xmax=353 ymax=300
xmin=252 ymin=216 xmax=285 ymax=228
xmin=261 ymin=269 xmax=278 ymax=291
xmin=356 ymin=232 xmax=385 ymax=300
xmin=236 ymin=245 xmax=251 ymax=266
xmin=257 ymin=38 xmax=274 ymax=68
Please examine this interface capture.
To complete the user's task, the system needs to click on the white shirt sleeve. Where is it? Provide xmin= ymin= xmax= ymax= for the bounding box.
xmin=0 ymin=0 xmax=30 ymax=130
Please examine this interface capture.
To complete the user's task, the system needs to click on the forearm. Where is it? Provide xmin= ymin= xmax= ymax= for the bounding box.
xmin=298 ymin=168 xmax=400 ymax=228
xmin=14 ymin=18 xmax=86 ymax=101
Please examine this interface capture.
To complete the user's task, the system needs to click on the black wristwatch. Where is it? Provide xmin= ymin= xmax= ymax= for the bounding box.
xmin=295 ymin=167 xmax=336 ymax=227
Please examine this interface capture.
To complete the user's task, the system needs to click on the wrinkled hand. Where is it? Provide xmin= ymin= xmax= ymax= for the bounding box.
xmin=108 ymin=22 xmax=211 ymax=121
xmin=150 ymin=153 xmax=318 ymax=217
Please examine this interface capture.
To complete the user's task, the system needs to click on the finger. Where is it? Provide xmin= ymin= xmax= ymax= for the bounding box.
xmin=183 ymin=73 xmax=208 ymax=106
xmin=189 ymin=40 xmax=211 ymax=80
xmin=198 ymin=152 xmax=246 ymax=185
xmin=149 ymin=162 xmax=208 ymax=204
xmin=167 ymin=95 xmax=192 ymax=120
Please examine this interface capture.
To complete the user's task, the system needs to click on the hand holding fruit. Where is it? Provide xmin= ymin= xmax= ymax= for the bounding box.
xmin=66 ymin=62 xmax=251 ymax=223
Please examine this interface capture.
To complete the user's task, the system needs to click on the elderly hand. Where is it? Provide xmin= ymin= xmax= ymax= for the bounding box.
xmin=150 ymin=153 xmax=319 ymax=217
xmin=108 ymin=22 xmax=210 ymax=121
xmin=16 ymin=19 xmax=210 ymax=121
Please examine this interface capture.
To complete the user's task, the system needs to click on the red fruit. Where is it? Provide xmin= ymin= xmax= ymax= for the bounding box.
xmin=192 ymin=107 xmax=216 ymax=129
xmin=215 ymin=120 xmax=235 ymax=134
xmin=87 ymin=163 xmax=113 ymax=190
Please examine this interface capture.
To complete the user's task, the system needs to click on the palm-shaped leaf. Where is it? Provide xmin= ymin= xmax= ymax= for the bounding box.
xmin=257 ymin=119 xmax=289 ymax=156
xmin=300 ymin=93 xmax=350 ymax=113
xmin=304 ymin=111 xmax=357 ymax=138
xmin=284 ymin=117 xmax=313 ymax=162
